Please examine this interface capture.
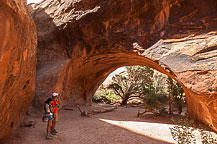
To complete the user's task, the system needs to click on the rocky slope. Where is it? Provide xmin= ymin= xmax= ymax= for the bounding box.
xmin=0 ymin=0 xmax=37 ymax=139
xmin=31 ymin=0 xmax=217 ymax=131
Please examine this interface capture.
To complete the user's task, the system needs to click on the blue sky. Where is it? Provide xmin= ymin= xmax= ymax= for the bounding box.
xmin=27 ymin=0 xmax=43 ymax=4
xmin=108 ymin=67 xmax=126 ymax=77
xmin=102 ymin=67 xmax=126 ymax=85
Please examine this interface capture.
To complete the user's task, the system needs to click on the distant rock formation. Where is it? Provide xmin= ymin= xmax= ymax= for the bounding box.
xmin=31 ymin=0 xmax=217 ymax=131
xmin=0 ymin=0 xmax=37 ymax=139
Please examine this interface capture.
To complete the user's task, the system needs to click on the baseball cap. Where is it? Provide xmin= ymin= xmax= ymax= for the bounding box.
xmin=52 ymin=93 xmax=59 ymax=97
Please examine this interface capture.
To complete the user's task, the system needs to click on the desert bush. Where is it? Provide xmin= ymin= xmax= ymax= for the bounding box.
xmin=157 ymin=105 xmax=168 ymax=115
xmin=170 ymin=118 xmax=196 ymax=144
xmin=198 ymin=124 xmax=217 ymax=144
xmin=167 ymin=76 xmax=185 ymax=114
xmin=170 ymin=118 xmax=217 ymax=144
xmin=106 ymin=92 xmax=120 ymax=102
xmin=92 ymin=85 xmax=120 ymax=104
xmin=141 ymin=87 xmax=168 ymax=110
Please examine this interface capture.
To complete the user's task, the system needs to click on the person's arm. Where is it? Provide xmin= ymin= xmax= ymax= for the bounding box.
xmin=58 ymin=96 xmax=61 ymax=106
xmin=49 ymin=104 xmax=54 ymax=113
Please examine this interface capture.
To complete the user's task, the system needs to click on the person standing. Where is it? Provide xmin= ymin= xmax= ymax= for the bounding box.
xmin=50 ymin=92 xmax=61 ymax=135
xmin=44 ymin=98 xmax=54 ymax=139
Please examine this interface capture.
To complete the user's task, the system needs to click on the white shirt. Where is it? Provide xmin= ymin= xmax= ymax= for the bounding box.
xmin=45 ymin=103 xmax=53 ymax=115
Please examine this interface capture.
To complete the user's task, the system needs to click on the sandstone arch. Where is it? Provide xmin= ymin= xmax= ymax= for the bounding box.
xmin=31 ymin=0 xmax=217 ymax=132
xmin=0 ymin=0 xmax=37 ymax=139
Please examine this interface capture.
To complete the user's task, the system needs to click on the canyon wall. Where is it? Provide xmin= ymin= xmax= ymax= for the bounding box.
xmin=0 ymin=0 xmax=37 ymax=139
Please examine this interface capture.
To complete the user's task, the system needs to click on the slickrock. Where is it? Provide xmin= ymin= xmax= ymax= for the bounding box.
xmin=0 ymin=0 xmax=37 ymax=139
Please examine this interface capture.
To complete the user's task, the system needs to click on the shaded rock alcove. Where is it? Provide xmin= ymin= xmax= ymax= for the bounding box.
xmin=31 ymin=0 xmax=217 ymax=132
xmin=0 ymin=0 xmax=37 ymax=140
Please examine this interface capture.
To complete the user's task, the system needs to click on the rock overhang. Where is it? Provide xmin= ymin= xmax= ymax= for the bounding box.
xmin=32 ymin=0 xmax=217 ymax=132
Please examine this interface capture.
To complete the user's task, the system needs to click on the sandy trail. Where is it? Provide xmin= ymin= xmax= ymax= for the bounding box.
xmin=0 ymin=104 xmax=194 ymax=144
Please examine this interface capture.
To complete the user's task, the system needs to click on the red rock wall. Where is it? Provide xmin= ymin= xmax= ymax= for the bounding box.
xmin=0 ymin=0 xmax=37 ymax=139
xmin=32 ymin=0 xmax=217 ymax=131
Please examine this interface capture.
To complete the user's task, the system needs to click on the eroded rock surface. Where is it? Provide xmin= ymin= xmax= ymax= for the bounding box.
xmin=0 ymin=0 xmax=37 ymax=139
xmin=32 ymin=0 xmax=217 ymax=131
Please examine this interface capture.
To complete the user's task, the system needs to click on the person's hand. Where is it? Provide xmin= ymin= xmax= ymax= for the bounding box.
xmin=58 ymin=97 xmax=61 ymax=105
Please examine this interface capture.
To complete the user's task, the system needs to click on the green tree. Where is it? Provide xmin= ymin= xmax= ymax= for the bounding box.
xmin=108 ymin=66 xmax=154 ymax=105
xmin=167 ymin=76 xmax=174 ymax=114
xmin=167 ymin=76 xmax=184 ymax=114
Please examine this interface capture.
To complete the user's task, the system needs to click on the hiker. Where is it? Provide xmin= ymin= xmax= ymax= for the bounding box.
xmin=50 ymin=92 xmax=61 ymax=135
xmin=45 ymin=97 xmax=54 ymax=139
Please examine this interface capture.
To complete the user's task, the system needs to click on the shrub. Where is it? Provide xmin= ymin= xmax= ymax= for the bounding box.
xmin=170 ymin=118 xmax=196 ymax=144
xmin=92 ymin=86 xmax=120 ymax=104
xmin=92 ymin=94 xmax=103 ymax=102
xmin=199 ymin=124 xmax=217 ymax=144
xmin=158 ymin=105 xmax=168 ymax=115
xmin=170 ymin=118 xmax=217 ymax=144
xmin=106 ymin=93 xmax=120 ymax=102
xmin=141 ymin=89 xmax=168 ymax=112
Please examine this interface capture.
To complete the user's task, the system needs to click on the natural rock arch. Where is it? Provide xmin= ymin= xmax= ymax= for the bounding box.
xmin=2 ymin=0 xmax=217 ymax=140
xmin=31 ymin=0 xmax=217 ymax=132
xmin=0 ymin=0 xmax=37 ymax=140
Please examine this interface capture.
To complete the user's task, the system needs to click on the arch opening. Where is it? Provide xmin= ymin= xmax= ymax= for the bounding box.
xmin=57 ymin=51 xmax=216 ymax=132
xmin=93 ymin=65 xmax=186 ymax=116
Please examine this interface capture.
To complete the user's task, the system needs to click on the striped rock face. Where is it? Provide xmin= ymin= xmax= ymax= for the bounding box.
xmin=32 ymin=0 xmax=217 ymax=131
xmin=0 ymin=0 xmax=37 ymax=140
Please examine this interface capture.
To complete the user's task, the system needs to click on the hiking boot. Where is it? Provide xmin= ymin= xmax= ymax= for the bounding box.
xmin=51 ymin=129 xmax=58 ymax=133
xmin=53 ymin=129 xmax=58 ymax=133
xmin=54 ymin=129 xmax=58 ymax=133
xmin=50 ymin=131 xmax=56 ymax=135
xmin=46 ymin=135 xmax=53 ymax=139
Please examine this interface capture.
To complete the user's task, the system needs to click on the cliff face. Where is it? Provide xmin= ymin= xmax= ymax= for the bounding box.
xmin=0 ymin=0 xmax=37 ymax=139
xmin=32 ymin=0 xmax=217 ymax=131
